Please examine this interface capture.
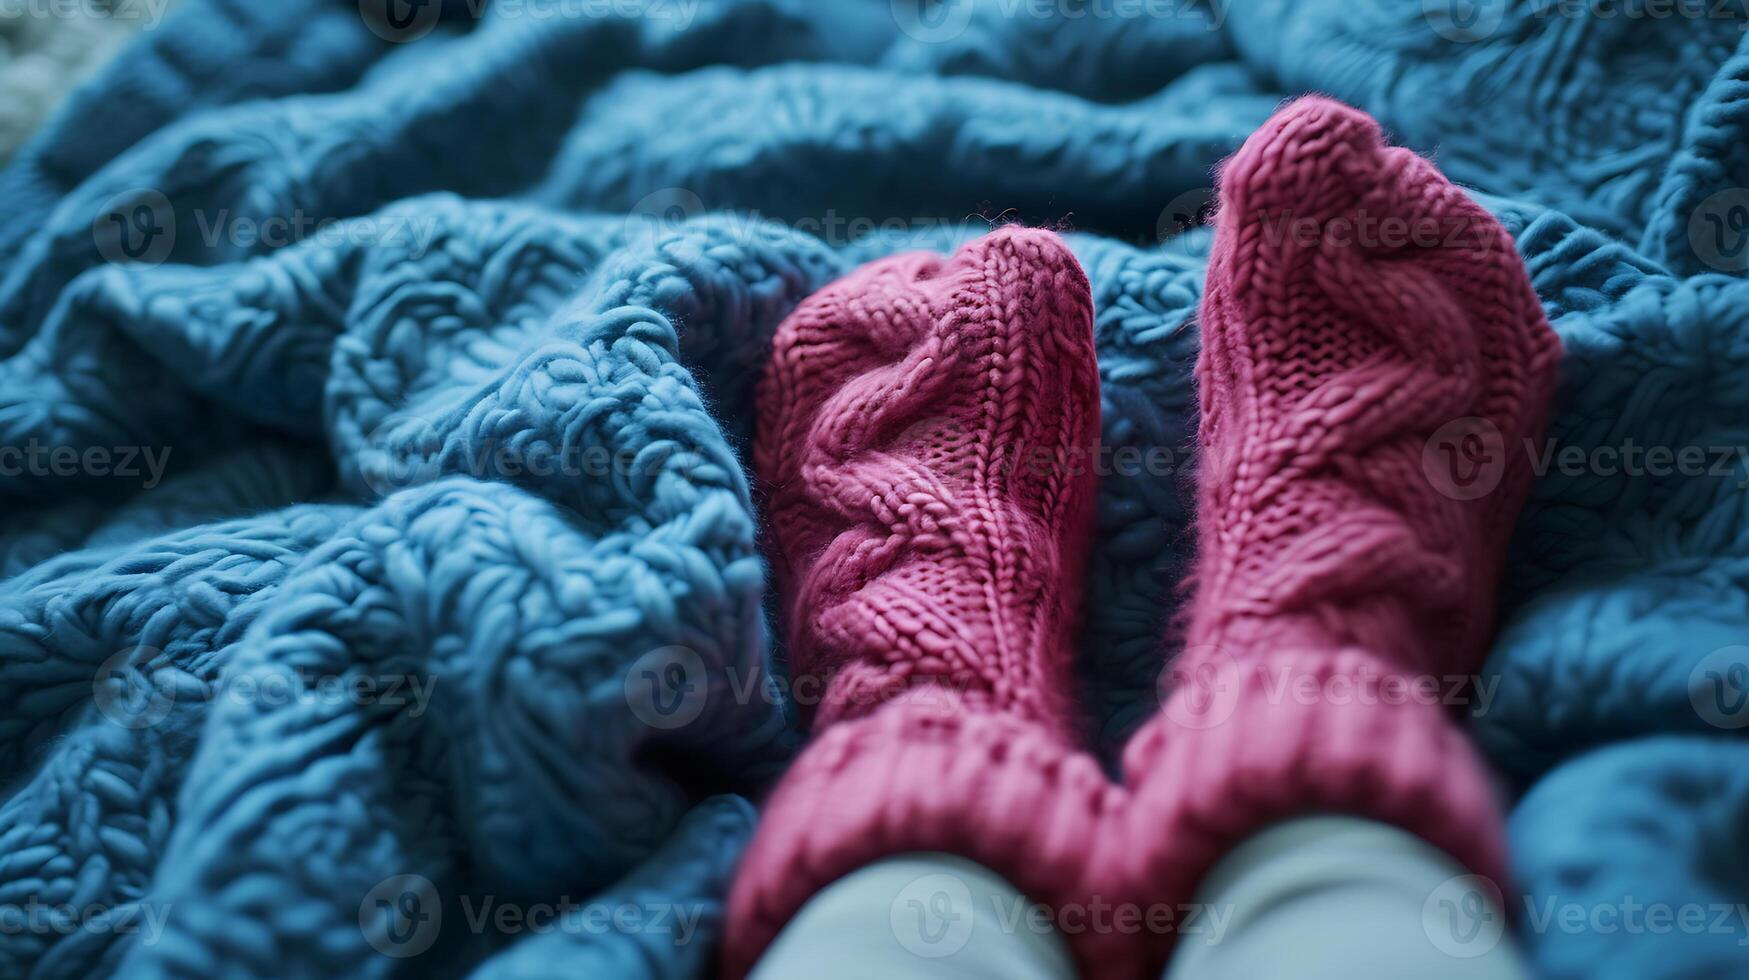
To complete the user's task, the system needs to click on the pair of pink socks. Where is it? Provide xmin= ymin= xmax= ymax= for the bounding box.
xmin=724 ymin=96 xmax=1561 ymax=978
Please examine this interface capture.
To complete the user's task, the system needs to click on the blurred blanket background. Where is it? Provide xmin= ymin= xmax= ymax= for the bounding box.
xmin=0 ymin=0 xmax=177 ymax=167
xmin=0 ymin=1 xmax=1746 ymax=977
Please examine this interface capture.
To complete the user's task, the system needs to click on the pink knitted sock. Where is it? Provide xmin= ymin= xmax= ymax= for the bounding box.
xmin=723 ymin=228 xmax=1119 ymax=976
xmin=1119 ymin=97 xmax=1561 ymax=966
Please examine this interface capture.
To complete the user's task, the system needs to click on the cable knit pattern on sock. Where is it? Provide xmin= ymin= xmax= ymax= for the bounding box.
xmin=723 ymin=228 xmax=1119 ymax=976
xmin=1119 ymin=97 xmax=1561 ymax=968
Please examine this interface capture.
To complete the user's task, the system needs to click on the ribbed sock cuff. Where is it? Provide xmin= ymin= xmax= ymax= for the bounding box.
xmin=723 ymin=694 xmax=1122 ymax=978
xmin=1119 ymin=646 xmax=1509 ymax=967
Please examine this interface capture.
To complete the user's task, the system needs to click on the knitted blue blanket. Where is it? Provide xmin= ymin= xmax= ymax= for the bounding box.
xmin=2 ymin=2 xmax=1746 ymax=977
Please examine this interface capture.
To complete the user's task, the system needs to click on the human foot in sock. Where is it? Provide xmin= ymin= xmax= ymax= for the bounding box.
xmin=1120 ymin=96 xmax=1561 ymax=966
xmin=723 ymin=228 xmax=1119 ymax=976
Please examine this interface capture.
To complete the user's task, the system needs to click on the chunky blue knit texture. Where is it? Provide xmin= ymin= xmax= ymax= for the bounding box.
xmin=2 ymin=2 xmax=1748 ymax=978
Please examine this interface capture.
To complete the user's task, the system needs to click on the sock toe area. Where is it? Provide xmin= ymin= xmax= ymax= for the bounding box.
xmin=757 ymin=228 xmax=1097 ymax=486
xmin=1197 ymin=97 xmax=1561 ymax=555
xmin=1215 ymin=95 xmax=1391 ymax=225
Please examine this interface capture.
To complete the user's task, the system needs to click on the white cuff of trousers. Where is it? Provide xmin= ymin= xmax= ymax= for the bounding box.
xmin=752 ymin=853 xmax=1075 ymax=980
xmin=1165 ymin=815 xmax=1531 ymax=980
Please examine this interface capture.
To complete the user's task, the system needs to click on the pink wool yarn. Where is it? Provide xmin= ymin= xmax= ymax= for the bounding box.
xmin=725 ymin=96 xmax=1560 ymax=978
xmin=1119 ymin=95 xmax=1561 ymax=965
xmin=723 ymin=227 xmax=1120 ymax=976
